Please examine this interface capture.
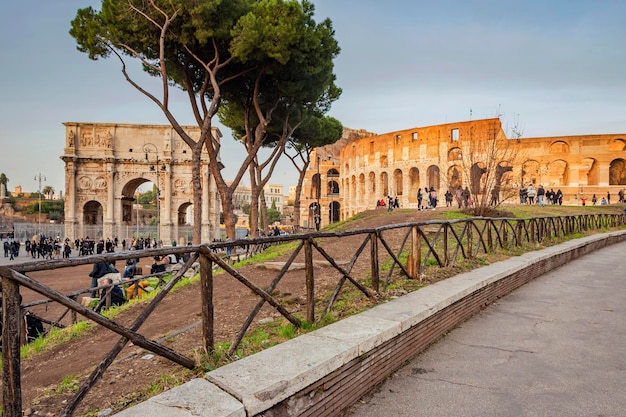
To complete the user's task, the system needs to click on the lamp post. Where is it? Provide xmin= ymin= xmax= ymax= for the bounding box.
xmin=143 ymin=143 xmax=166 ymax=245
xmin=315 ymin=155 xmax=322 ymax=230
xmin=34 ymin=173 xmax=46 ymax=235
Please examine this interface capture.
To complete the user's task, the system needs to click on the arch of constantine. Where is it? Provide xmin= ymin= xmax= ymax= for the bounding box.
xmin=61 ymin=122 xmax=222 ymax=244
xmin=298 ymin=118 xmax=626 ymax=227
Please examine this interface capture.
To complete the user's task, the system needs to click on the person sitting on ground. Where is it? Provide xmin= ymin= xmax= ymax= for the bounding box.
xmin=89 ymin=261 xmax=115 ymax=297
xmin=150 ymin=256 xmax=166 ymax=274
xmin=97 ymin=277 xmax=126 ymax=310
xmin=123 ymin=257 xmax=139 ymax=278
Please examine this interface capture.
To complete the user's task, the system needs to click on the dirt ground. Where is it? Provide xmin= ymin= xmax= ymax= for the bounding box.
xmin=12 ymin=208 xmax=443 ymax=416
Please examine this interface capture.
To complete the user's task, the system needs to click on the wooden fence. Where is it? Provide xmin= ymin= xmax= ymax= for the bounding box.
xmin=1 ymin=213 xmax=625 ymax=416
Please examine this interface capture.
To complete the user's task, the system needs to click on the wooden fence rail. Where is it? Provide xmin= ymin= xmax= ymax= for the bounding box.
xmin=1 ymin=213 xmax=625 ymax=416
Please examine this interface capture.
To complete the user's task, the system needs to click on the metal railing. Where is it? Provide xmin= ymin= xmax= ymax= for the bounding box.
xmin=1 ymin=213 xmax=625 ymax=416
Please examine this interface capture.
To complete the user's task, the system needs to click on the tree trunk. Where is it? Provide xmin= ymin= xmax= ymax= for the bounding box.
xmin=221 ymin=188 xmax=237 ymax=240
xmin=191 ymin=143 xmax=204 ymax=244
xmin=292 ymin=160 xmax=309 ymax=229
xmin=248 ymin=164 xmax=260 ymax=238
xmin=259 ymin=187 xmax=268 ymax=234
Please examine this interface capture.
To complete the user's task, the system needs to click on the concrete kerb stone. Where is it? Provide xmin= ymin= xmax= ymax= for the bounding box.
xmin=114 ymin=229 xmax=626 ymax=417
xmin=113 ymin=378 xmax=244 ymax=417
xmin=206 ymin=332 xmax=364 ymax=416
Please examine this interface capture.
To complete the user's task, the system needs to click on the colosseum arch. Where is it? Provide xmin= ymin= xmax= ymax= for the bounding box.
xmin=609 ymin=158 xmax=626 ymax=185
xmin=426 ymin=165 xmax=440 ymax=190
xmin=62 ymin=122 xmax=221 ymax=244
xmin=311 ymin=173 xmax=321 ymax=199
xmin=329 ymin=201 xmax=340 ymax=224
xmin=521 ymin=159 xmax=540 ymax=186
xmin=327 ymin=168 xmax=340 ymax=196
xmin=447 ymin=165 xmax=462 ymax=191
xmin=448 ymin=147 xmax=462 ymax=162
xmin=470 ymin=163 xmax=487 ymax=195
xmin=368 ymin=172 xmax=376 ymax=195
xmin=380 ymin=172 xmax=389 ymax=197
xmin=581 ymin=157 xmax=599 ymax=185
xmin=549 ymin=140 xmax=570 ymax=154
xmin=358 ymin=173 xmax=366 ymax=206
xmin=393 ymin=169 xmax=403 ymax=196
xmin=548 ymin=160 xmax=569 ymax=186
xmin=328 ymin=179 xmax=339 ymax=195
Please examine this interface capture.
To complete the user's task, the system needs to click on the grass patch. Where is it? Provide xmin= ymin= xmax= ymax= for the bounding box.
xmin=56 ymin=375 xmax=80 ymax=394
xmin=20 ymin=320 xmax=94 ymax=361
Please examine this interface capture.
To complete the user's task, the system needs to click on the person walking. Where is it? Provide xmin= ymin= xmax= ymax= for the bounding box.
xmin=417 ymin=188 xmax=423 ymax=211
xmin=526 ymin=184 xmax=536 ymax=205
xmin=455 ymin=187 xmax=464 ymax=209
xmin=537 ymin=184 xmax=545 ymax=206
xmin=429 ymin=187 xmax=438 ymax=210
xmin=445 ymin=190 xmax=453 ymax=207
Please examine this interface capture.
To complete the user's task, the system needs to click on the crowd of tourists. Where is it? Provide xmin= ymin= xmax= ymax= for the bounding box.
xmin=2 ymin=235 xmax=165 ymax=261
xmin=371 ymin=185 xmax=626 ymax=212
xmin=3 ymin=235 xmax=64 ymax=261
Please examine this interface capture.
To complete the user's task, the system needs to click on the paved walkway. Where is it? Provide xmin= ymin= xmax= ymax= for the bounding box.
xmin=347 ymin=241 xmax=626 ymax=417
xmin=0 ymin=250 xmax=41 ymax=266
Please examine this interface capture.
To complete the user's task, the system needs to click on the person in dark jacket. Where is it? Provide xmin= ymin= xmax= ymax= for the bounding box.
xmin=89 ymin=261 xmax=115 ymax=297
xmin=97 ymin=277 xmax=126 ymax=310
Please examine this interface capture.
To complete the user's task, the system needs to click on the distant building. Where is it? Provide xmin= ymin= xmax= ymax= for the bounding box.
xmin=288 ymin=186 xmax=297 ymax=204
xmin=298 ymin=127 xmax=377 ymax=229
xmin=230 ymin=183 xmax=285 ymax=213
xmin=297 ymin=119 xmax=626 ymax=228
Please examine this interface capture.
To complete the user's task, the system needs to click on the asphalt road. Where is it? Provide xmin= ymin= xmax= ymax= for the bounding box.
xmin=347 ymin=240 xmax=626 ymax=417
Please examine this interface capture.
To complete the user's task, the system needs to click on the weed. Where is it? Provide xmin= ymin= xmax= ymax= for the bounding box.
xmin=56 ymin=375 xmax=79 ymax=394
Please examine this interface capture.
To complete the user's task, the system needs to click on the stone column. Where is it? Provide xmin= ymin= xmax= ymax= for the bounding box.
xmin=64 ymin=159 xmax=78 ymax=239
xmin=104 ymin=161 xmax=115 ymax=239
xmin=598 ymin=162 xmax=610 ymax=187
xmin=162 ymin=165 xmax=172 ymax=244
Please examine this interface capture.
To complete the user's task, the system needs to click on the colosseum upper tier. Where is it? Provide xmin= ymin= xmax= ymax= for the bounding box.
xmin=297 ymin=118 xmax=626 ymax=228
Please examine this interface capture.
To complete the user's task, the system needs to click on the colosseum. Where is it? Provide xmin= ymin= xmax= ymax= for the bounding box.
xmin=297 ymin=118 xmax=626 ymax=229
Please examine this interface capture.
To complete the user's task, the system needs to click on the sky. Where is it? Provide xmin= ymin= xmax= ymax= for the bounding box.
xmin=1 ymin=0 xmax=625 ymax=196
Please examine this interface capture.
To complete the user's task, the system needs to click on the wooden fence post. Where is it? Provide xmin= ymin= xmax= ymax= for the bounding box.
xmin=502 ymin=222 xmax=508 ymax=248
xmin=467 ymin=223 xmax=473 ymax=258
xmin=443 ymin=224 xmax=449 ymax=266
xmin=305 ymin=238 xmax=315 ymax=323
xmin=408 ymin=228 xmax=419 ymax=280
xmin=371 ymin=232 xmax=380 ymax=291
xmin=199 ymin=253 xmax=214 ymax=353
xmin=70 ymin=295 xmax=78 ymax=325
xmin=2 ymin=277 xmax=22 ymax=417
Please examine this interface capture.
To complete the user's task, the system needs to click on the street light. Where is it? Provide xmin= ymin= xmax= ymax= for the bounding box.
xmin=317 ymin=154 xmax=321 ymax=210
xmin=315 ymin=155 xmax=322 ymax=230
xmin=34 ymin=173 xmax=46 ymax=235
